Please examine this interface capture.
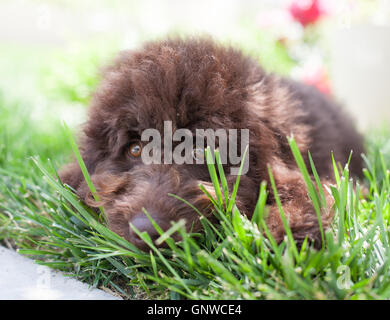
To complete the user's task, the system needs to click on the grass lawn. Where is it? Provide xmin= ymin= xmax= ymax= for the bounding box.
xmin=1 ymin=44 xmax=390 ymax=300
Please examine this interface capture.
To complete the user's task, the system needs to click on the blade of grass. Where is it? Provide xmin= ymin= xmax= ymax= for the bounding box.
xmin=62 ymin=123 xmax=106 ymax=223
xmin=288 ymin=137 xmax=325 ymax=248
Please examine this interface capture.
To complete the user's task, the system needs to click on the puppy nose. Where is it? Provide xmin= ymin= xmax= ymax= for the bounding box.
xmin=129 ymin=214 xmax=168 ymax=251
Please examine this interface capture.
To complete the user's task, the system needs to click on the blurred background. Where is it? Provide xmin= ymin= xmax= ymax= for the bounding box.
xmin=1 ymin=0 xmax=390 ymax=169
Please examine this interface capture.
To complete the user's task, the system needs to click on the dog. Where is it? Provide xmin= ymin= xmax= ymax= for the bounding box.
xmin=59 ymin=37 xmax=365 ymax=251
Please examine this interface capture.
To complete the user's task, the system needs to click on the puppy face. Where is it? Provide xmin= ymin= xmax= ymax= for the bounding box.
xmin=60 ymin=38 xmax=261 ymax=250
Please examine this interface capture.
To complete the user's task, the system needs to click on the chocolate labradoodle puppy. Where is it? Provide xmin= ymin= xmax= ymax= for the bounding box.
xmin=60 ymin=37 xmax=365 ymax=251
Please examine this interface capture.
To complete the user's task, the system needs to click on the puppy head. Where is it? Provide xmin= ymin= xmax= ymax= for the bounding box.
xmin=60 ymin=37 xmax=262 ymax=250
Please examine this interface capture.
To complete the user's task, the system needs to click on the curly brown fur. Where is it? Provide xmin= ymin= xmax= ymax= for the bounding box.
xmin=59 ymin=36 xmax=365 ymax=251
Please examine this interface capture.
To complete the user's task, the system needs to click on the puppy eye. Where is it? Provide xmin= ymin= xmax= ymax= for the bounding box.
xmin=192 ymin=148 xmax=204 ymax=162
xmin=129 ymin=142 xmax=142 ymax=158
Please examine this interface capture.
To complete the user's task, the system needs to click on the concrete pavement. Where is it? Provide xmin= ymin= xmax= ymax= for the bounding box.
xmin=0 ymin=246 xmax=120 ymax=300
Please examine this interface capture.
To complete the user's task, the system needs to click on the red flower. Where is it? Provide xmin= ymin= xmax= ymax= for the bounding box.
xmin=289 ymin=0 xmax=325 ymax=27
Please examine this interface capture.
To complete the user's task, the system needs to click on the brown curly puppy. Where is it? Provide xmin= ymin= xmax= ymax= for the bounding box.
xmin=60 ymin=37 xmax=364 ymax=251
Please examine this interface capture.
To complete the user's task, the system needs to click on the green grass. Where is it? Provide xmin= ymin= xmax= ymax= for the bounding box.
xmin=1 ymin=108 xmax=390 ymax=299
xmin=1 ymin=43 xmax=390 ymax=300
